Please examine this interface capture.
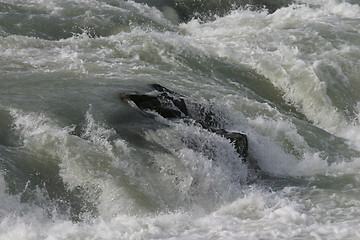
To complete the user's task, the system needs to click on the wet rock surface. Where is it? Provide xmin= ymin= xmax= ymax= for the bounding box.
xmin=120 ymin=84 xmax=250 ymax=162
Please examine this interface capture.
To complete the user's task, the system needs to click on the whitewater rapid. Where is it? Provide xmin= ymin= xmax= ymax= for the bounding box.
xmin=1 ymin=0 xmax=360 ymax=239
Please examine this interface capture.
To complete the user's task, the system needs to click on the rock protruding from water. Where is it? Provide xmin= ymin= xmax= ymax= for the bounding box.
xmin=134 ymin=0 xmax=293 ymax=23
xmin=120 ymin=84 xmax=250 ymax=162
xmin=124 ymin=84 xmax=188 ymax=119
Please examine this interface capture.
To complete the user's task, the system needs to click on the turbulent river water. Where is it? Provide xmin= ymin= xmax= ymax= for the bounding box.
xmin=1 ymin=0 xmax=360 ymax=239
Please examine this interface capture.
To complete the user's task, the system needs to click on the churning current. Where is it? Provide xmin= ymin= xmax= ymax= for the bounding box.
xmin=0 ymin=0 xmax=360 ymax=239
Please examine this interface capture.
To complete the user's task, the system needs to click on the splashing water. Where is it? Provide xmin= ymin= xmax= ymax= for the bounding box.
xmin=1 ymin=0 xmax=360 ymax=239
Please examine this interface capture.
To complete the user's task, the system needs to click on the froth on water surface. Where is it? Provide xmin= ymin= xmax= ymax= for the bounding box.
xmin=1 ymin=0 xmax=360 ymax=239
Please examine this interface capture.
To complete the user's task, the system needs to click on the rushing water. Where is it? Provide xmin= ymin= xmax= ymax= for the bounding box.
xmin=1 ymin=0 xmax=360 ymax=239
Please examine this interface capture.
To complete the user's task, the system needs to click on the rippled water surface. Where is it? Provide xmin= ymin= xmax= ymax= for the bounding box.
xmin=1 ymin=0 xmax=360 ymax=239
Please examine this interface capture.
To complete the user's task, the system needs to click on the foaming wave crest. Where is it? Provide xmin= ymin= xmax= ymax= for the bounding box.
xmin=8 ymin=108 xmax=139 ymax=218
xmin=182 ymin=0 xmax=360 ymax=153
xmin=1 ymin=172 xmax=360 ymax=239
xmin=6 ymin=106 xmax=254 ymax=218
xmin=1 ymin=0 xmax=360 ymax=238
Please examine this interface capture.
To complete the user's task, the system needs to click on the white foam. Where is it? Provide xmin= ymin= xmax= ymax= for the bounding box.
xmin=297 ymin=0 xmax=360 ymax=19
xmin=8 ymin=108 xmax=142 ymax=218
xmin=1 ymin=35 xmax=88 ymax=74
xmin=142 ymin=120 xmax=250 ymax=209
xmin=1 ymin=166 xmax=360 ymax=240
xmin=209 ymin=95 xmax=360 ymax=177
xmin=2 ymin=1 xmax=360 ymax=238
xmin=7 ymin=107 xmax=249 ymax=216
xmin=181 ymin=1 xmax=360 ymax=153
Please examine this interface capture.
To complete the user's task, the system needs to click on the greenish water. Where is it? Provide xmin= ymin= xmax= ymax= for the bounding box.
xmin=1 ymin=0 xmax=360 ymax=239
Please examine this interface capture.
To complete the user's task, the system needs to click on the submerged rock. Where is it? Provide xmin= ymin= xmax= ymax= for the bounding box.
xmin=120 ymin=84 xmax=251 ymax=165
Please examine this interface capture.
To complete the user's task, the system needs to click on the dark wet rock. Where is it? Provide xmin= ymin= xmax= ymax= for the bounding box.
xmin=134 ymin=0 xmax=293 ymax=23
xmin=210 ymin=129 xmax=248 ymax=159
xmin=120 ymin=84 xmax=189 ymax=119
xmin=120 ymin=84 xmax=251 ymax=165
